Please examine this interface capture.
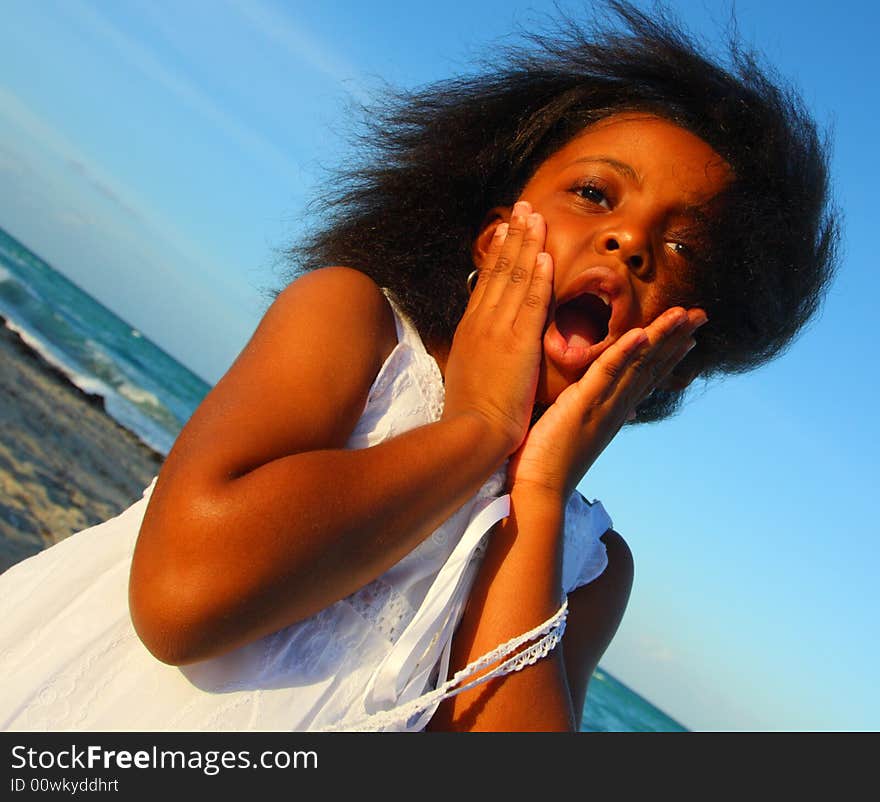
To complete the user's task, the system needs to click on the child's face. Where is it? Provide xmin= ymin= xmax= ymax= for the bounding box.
xmin=479 ymin=113 xmax=730 ymax=404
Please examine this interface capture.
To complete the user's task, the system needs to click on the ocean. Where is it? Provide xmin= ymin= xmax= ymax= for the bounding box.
xmin=0 ymin=225 xmax=688 ymax=733
xmin=0 ymin=227 xmax=211 ymax=456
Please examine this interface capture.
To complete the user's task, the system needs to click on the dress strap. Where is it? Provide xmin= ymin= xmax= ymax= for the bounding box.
xmin=382 ymin=289 xmax=409 ymax=345
xmin=381 ymin=289 xmax=424 ymax=354
xmin=318 ymin=493 xmax=569 ymax=732
xmin=364 ymin=494 xmax=510 ymax=710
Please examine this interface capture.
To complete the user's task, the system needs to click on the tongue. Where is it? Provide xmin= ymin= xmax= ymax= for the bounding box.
xmin=555 ymin=304 xmax=603 ymax=350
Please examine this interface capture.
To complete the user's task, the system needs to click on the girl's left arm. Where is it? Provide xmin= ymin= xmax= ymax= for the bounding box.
xmin=427 ymin=492 xmax=634 ymax=731
xmin=427 ymin=483 xmax=576 ymax=731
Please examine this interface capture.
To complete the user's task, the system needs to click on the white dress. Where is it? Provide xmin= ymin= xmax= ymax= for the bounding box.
xmin=0 ymin=297 xmax=612 ymax=732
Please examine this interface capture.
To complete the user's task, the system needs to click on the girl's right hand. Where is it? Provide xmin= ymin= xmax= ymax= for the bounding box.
xmin=441 ymin=201 xmax=552 ymax=457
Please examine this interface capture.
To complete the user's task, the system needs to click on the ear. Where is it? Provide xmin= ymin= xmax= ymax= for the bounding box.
xmin=471 ymin=207 xmax=511 ymax=269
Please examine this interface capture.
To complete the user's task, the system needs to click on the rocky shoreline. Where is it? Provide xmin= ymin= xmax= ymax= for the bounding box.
xmin=0 ymin=316 xmax=164 ymax=573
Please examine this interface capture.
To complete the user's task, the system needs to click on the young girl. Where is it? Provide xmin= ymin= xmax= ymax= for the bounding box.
xmin=0 ymin=4 xmax=836 ymax=732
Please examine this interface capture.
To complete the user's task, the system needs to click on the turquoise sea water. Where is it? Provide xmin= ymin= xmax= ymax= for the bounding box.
xmin=0 ymin=226 xmax=210 ymax=455
xmin=582 ymin=668 xmax=687 ymax=732
xmin=0 ymin=225 xmax=688 ymax=732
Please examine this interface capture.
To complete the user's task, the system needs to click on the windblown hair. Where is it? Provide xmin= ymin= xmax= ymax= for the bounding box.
xmin=284 ymin=1 xmax=839 ymax=422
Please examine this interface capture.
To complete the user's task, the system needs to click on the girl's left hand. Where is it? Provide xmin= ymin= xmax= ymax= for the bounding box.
xmin=507 ymin=306 xmax=707 ymax=501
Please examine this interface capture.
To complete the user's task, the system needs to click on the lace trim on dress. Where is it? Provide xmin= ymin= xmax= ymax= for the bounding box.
xmin=317 ymin=599 xmax=568 ymax=732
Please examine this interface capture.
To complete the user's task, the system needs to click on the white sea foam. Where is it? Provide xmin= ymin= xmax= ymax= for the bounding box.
xmin=3 ymin=318 xmax=90 ymax=388
xmin=101 ymin=393 xmax=172 ymax=455
xmin=3 ymin=316 xmax=171 ymax=453
xmin=0 ymin=265 xmax=12 ymax=283
xmin=117 ymin=381 xmax=162 ymax=409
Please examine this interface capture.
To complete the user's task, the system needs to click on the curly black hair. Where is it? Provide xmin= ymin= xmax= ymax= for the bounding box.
xmin=283 ymin=1 xmax=839 ymax=422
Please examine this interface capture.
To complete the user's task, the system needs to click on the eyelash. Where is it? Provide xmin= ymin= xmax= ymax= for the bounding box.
xmin=666 ymin=241 xmax=691 ymax=258
xmin=572 ymin=179 xmax=613 ymax=210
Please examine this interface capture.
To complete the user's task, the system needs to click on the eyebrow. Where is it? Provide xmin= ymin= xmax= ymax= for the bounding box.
xmin=566 ymin=156 xmax=641 ymax=184
xmin=566 ymin=156 xmax=718 ymax=217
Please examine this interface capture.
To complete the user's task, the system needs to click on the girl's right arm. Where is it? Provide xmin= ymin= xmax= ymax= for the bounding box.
xmin=130 ymin=223 xmax=551 ymax=666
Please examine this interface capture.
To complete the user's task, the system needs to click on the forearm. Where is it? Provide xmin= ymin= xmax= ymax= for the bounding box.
xmin=131 ymin=413 xmax=507 ymax=664
xmin=429 ymin=484 xmax=576 ymax=732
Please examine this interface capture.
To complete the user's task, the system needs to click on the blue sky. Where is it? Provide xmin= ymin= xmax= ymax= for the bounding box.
xmin=1 ymin=0 xmax=877 ymax=731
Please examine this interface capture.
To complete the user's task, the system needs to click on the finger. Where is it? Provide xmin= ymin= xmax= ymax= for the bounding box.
xmin=512 ymin=249 xmax=554 ymax=335
xmin=620 ymin=307 xmax=689 ymax=395
xmin=571 ymin=327 xmax=650 ymax=406
xmin=626 ymin=329 xmax=700 ymax=420
xmin=494 ymin=211 xmax=548 ymax=326
xmin=643 ymin=309 xmax=707 ymax=388
xmin=478 ymin=201 xmax=532 ymax=310
xmin=615 ymin=307 xmax=707 ymax=408
xmin=565 ymin=309 xmax=685 ymax=418
xmin=636 ymin=308 xmax=706 ymax=386
xmin=467 ymin=221 xmax=509 ymax=307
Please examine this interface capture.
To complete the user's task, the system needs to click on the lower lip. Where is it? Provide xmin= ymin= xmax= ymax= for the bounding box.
xmin=543 ymin=321 xmax=607 ymax=375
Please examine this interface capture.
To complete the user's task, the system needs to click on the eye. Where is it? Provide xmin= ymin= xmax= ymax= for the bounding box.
xmin=572 ymin=180 xmax=613 ymax=210
xmin=666 ymin=241 xmax=693 ymax=259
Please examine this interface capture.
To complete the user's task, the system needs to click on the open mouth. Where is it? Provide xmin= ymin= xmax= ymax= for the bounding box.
xmin=553 ymin=292 xmax=611 ymax=350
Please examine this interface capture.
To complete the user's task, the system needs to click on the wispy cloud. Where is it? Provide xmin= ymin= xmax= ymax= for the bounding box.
xmin=55 ymin=208 xmax=96 ymax=229
xmin=64 ymin=159 xmax=142 ymax=222
xmin=224 ymin=0 xmax=371 ymax=104
xmin=0 ymin=85 xmax=143 ymax=224
xmin=0 ymin=93 xmax=255 ymax=380
xmin=637 ymin=635 xmax=678 ymax=665
xmin=0 ymin=83 xmax=247 ymax=306
xmin=66 ymin=0 xmax=302 ymax=182
xmin=0 ymin=143 xmax=30 ymax=178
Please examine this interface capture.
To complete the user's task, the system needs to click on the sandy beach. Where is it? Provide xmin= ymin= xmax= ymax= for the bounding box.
xmin=0 ymin=316 xmax=164 ymax=573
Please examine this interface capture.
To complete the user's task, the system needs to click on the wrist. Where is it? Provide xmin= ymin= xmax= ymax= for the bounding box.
xmin=439 ymin=408 xmax=519 ymax=461
xmin=509 ymin=479 xmax=568 ymax=513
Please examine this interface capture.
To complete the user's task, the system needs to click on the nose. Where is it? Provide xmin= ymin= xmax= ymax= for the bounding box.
xmin=597 ymin=229 xmax=651 ymax=278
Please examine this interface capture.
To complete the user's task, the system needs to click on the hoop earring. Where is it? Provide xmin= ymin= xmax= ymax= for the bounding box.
xmin=466 ymin=269 xmax=479 ymax=294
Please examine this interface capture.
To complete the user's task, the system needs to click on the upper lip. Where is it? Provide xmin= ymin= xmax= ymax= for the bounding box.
xmin=554 ymin=266 xmax=632 ymax=341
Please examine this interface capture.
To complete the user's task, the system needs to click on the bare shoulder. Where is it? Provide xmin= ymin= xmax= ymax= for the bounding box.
xmin=266 ymin=266 xmax=397 ymax=359
xmin=158 ymin=266 xmax=398 ymax=486
xmin=567 ymin=529 xmax=634 ymax=632
xmin=271 ymin=266 xmax=395 ymax=327
xmin=217 ymin=265 xmax=399 ymax=431
xmin=562 ymin=529 xmax=634 ymax=717
xmin=259 ymin=266 xmax=400 ymax=417
xmin=591 ymin=528 xmax=635 ymax=632
xmin=598 ymin=529 xmax=634 ymax=590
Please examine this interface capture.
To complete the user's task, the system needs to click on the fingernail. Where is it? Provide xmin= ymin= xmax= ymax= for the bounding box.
xmin=495 ymin=223 xmax=509 ymax=239
xmin=513 ymin=201 xmax=531 ymax=220
xmin=527 ymin=212 xmax=541 ymax=229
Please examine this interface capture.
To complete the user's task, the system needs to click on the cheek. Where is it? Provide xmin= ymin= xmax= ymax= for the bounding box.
xmin=636 ymin=288 xmax=664 ymax=326
xmin=544 ymin=221 xmax=589 ymax=277
xmin=640 ymin=279 xmax=685 ymax=323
